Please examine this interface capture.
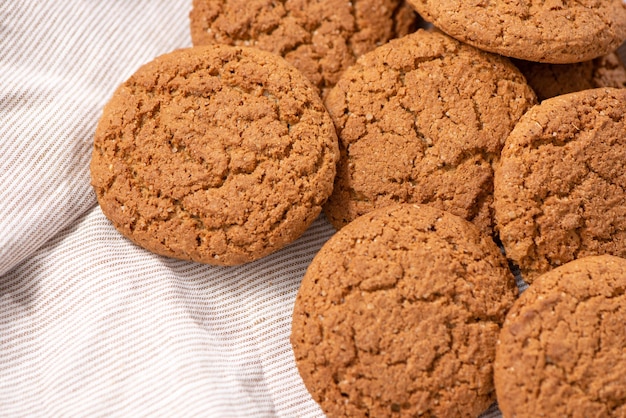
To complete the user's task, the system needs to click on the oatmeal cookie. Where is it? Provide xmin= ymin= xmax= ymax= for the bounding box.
xmin=406 ymin=0 xmax=626 ymax=63
xmin=494 ymin=87 xmax=626 ymax=282
xmin=190 ymin=0 xmax=421 ymax=97
xmin=323 ymin=29 xmax=536 ymax=235
xmin=291 ymin=203 xmax=518 ymax=417
xmin=495 ymin=255 xmax=626 ymax=417
xmin=90 ymin=45 xmax=339 ymax=265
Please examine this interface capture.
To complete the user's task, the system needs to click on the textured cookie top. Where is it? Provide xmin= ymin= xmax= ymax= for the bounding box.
xmin=90 ymin=45 xmax=339 ymax=266
xmin=323 ymin=29 xmax=536 ymax=235
xmin=494 ymin=87 xmax=626 ymax=283
xmin=495 ymin=255 xmax=626 ymax=418
xmin=407 ymin=0 xmax=626 ymax=63
xmin=515 ymin=52 xmax=626 ymax=101
xmin=291 ymin=204 xmax=518 ymax=417
xmin=189 ymin=0 xmax=419 ymax=97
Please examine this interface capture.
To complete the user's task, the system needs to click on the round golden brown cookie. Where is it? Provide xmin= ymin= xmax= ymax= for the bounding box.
xmin=189 ymin=0 xmax=420 ymax=97
xmin=90 ymin=45 xmax=339 ymax=266
xmin=323 ymin=29 xmax=536 ymax=236
xmin=494 ymin=87 xmax=626 ymax=283
xmin=514 ymin=51 xmax=626 ymax=101
xmin=406 ymin=0 xmax=626 ymax=64
xmin=494 ymin=255 xmax=626 ymax=417
xmin=290 ymin=203 xmax=518 ymax=417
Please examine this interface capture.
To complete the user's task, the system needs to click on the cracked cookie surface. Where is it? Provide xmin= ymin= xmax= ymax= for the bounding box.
xmin=323 ymin=29 xmax=536 ymax=236
xmin=189 ymin=0 xmax=420 ymax=97
xmin=494 ymin=255 xmax=626 ymax=418
xmin=494 ymin=87 xmax=626 ymax=283
xmin=514 ymin=52 xmax=626 ymax=101
xmin=290 ymin=203 xmax=518 ymax=417
xmin=406 ymin=0 xmax=626 ymax=64
xmin=90 ymin=45 xmax=339 ymax=265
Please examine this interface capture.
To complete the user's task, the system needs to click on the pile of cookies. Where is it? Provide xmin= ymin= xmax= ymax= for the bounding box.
xmin=90 ymin=0 xmax=626 ymax=416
